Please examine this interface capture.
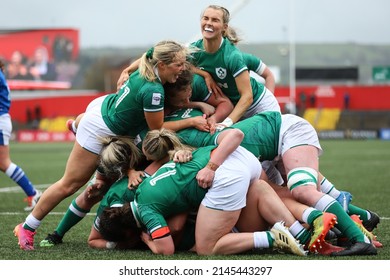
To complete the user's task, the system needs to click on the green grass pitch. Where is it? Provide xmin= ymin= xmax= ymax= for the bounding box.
xmin=0 ymin=140 xmax=389 ymax=260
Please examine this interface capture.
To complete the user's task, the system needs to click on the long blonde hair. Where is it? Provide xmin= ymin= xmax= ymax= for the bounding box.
xmin=142 ymin=128 xmax=194 ymax=161
xmin=98 ymin=136 xmax=141 ymax=180
xmin=202 ymin=5 xmax=242 ymax=44
xmin=139 ymin=40 xmax=192 ymax=82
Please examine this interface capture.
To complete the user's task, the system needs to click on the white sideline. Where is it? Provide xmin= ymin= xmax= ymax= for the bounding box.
xmin=0 ymin=184 xmax=96 ymax=215
xmin=0 ymin=184 xmax=50 ymax=193
xmin=0 ymin=212 xmax=97 ymax=216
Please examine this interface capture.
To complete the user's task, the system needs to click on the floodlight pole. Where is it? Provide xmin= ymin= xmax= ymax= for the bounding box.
xmin=229 ymin=0 xmax=251 ymax=19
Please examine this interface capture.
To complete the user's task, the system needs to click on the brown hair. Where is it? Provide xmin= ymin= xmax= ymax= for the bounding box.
xmin=98 ymin=203 xmax=139 ymax=242
xmin=164 ymin=69 xmax=193 ymax=98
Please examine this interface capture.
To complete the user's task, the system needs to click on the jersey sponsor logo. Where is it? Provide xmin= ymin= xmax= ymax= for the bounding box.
xmin=215 ymin=67 xmax=227 ymax=79
xmin=217 ymin=82 xmax=228 ymax=89
xmin=181 ymin=108 xmax=194 ymax=118
xmin=152 ymin=93 xmax=162 ymax=105
xmin=166 ymin=108 xmax=197 ymax=119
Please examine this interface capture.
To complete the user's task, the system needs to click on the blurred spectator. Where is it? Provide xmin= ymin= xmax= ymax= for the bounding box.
xmin=52 ymin=36 xmax=79 ymax=86
xmin=309 ymin=92 xmax=316 ymax=108
xmin=26 ymin=108 xmax=33 ymax=127
xmin=28 ymin=46 xmax=57 ymax=81
xmin=344 ymin=91 xmax=350 ymax=110
xmin=32 ymin=105 xmax=42 ymax=129
xmin=53 ymin=35 xmax=74 ymax=63
xmin=298 ymin=91 xmax=307 ymax=116
xmin=5 ymin=51 xmax=32 ymax=80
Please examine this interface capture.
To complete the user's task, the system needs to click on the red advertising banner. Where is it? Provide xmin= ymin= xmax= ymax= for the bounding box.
xmin=16 ymin=130 xmax=75 ymax=142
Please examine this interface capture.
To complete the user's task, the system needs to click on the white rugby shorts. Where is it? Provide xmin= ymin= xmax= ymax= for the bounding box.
xmin=0 ymin=114 xmax=12 ymax=146
xmin=76 ymin=95 xmax=115 ymax=154
xmin=278 ymin=114 xmax=322 ymax=157
xmin=201 ymin=146 xmax=262 ymax=211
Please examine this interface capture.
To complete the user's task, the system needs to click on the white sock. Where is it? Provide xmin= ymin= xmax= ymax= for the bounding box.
xmin=72 ymin=121 xmax=77 ymax=133
xmin=320 ymin=178 xmax=340 ymax=198
xmin=302 ymin=207 xmax=316 ymax=224
xmin=5 ymin=162 xmax=17 ymax=176
xmin=253 ymin=231 xmax=271 ymax=248
xmin=289 ymin=220 xmax=305 ymax=238
xmin=24 ymin=213 xmax=41 ymax=230
xmin=315 ymin=194 xmax=336 ymax=212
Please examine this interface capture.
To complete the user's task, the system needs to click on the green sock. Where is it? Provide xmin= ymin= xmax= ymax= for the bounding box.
xmin=306 ymin=209 xmax=323 ymax=225
xmin=267 ymin=231 xmax=274 ymax=247
xmin=55 ymin=199 xmax=90 ymax=237
xmin=348 ymin=204 xmax=368 ymax=221
xmin=295 ymin=228 xmax=311 ymax=245
xmin=23 ymin=224 xmax=35 ymax=232
xmin=296 ymin=209 xmax=321 ymax=245
xmin=326 ymin=202 xmax=365 ymax=243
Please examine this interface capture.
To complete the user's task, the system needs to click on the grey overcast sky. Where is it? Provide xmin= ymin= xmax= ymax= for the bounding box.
xmin=3 ymin=0 xmax=390 ymax=48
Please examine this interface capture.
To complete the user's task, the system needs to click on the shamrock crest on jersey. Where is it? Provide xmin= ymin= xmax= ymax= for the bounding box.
xmin=215 ymin=67 xmax=227 ymax=79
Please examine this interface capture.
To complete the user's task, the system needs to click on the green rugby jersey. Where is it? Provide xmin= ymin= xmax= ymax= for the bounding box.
xmin=190 ymin=39 xmax=265 ymax=107
xmin=94 ymin=176 xmax=136 ymax=228
xmin=101 ymin=69 xmax=164 ymax=137
xmin=134 ymin=146 xmax=213 ymax=239
xmin=165 ymin=108 xmax=282 ymax=161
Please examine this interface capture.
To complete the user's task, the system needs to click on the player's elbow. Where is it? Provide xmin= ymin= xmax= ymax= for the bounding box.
xmin=156 ymin=246 xmax=175 ymax=255
xmin=232 ymin=128 xmax=244 ymax=141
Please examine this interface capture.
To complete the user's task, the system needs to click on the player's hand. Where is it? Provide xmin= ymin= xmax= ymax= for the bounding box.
xmin=128 ymin=169 xmax=145 ymax=189
xmin=173 ymin=150 xmax=192 ymax=163
xmin=86 ymin=179 xmax=106 ymax=199
xmin=215 ymin=117 xmax=233 ymax=131
xmin=192 ymin=114 xmax=210 ymax=132
xmin=207 ymin=116 xmax=217 ymax=135
xmin=117 ymin=71 xmax=129 ymax=91
xmin=196 ymin=167 xmax=215 ymax=189
xmin=204 ymin=73 xmax=224 ymax=98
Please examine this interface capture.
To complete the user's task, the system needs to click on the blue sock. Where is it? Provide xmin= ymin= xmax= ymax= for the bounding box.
xmin=5 ymin=163 xmax=36 ymax=196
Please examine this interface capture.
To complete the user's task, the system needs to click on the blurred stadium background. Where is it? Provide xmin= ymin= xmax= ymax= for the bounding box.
xmin=1 ymin=27 xmax=390 ymax=143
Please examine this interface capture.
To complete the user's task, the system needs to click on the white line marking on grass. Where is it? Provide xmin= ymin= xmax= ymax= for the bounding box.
xmin=0 ymin=212 xmax=97 ymax=216
xmin=0 ymin=184 xmax=50 ymax=192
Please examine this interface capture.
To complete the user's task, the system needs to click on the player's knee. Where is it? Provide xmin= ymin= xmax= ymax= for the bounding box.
xmin=196 ymin=244 xmax=213 ymax=256
xmin=57 ymin=179 xmax=84 ymax=197
xmin=287 ymin=167 xmax=318 ymax=191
